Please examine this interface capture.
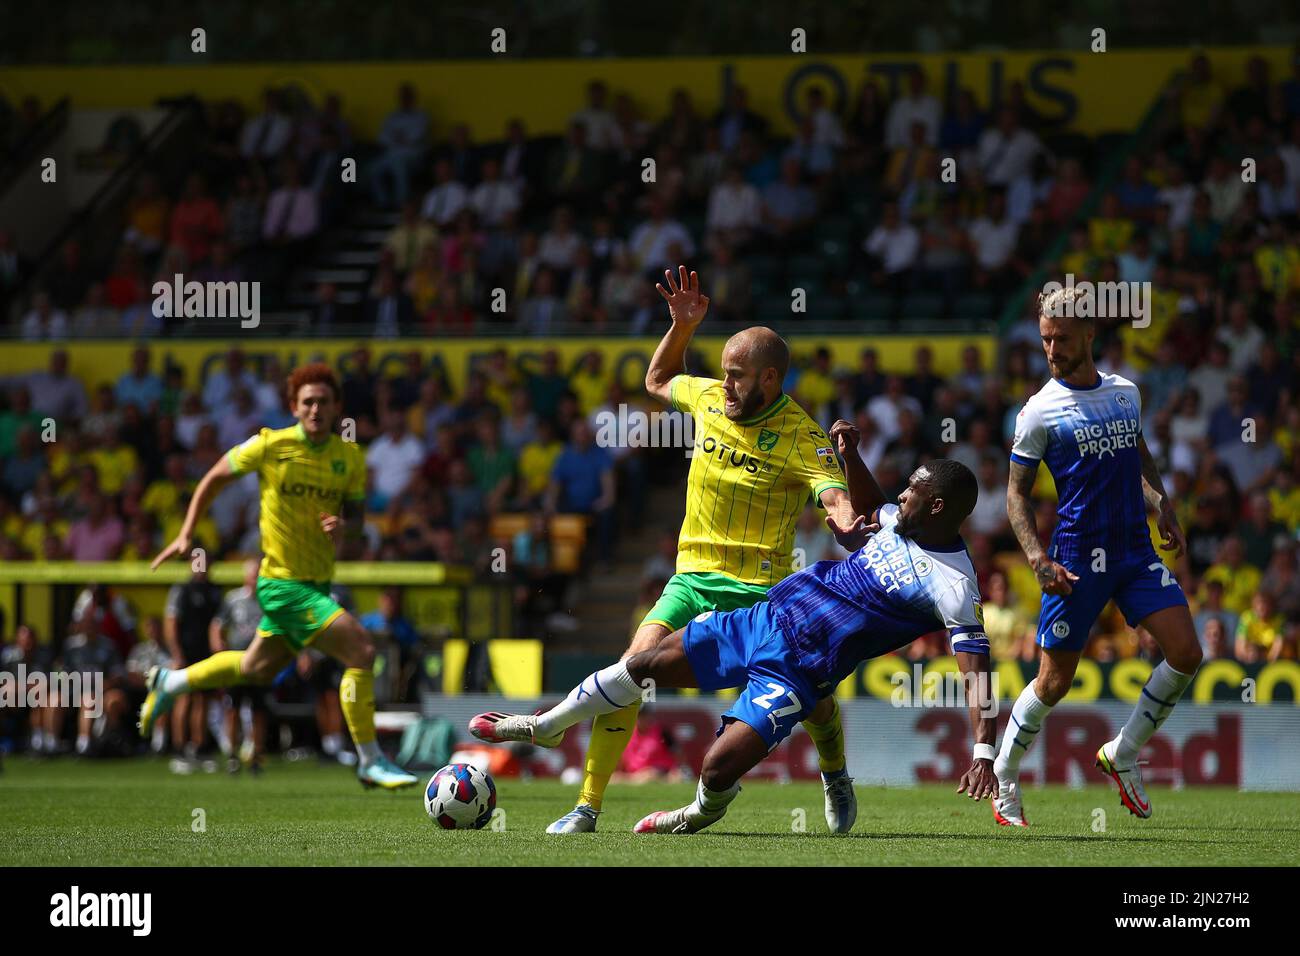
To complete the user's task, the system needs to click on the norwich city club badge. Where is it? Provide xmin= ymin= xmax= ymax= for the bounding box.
xmin=757 ymin=429 xmax=779 ymax=452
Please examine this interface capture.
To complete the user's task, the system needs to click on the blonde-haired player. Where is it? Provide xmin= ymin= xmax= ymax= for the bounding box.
xmin=543 ymin=266 xmax=875 ymax=833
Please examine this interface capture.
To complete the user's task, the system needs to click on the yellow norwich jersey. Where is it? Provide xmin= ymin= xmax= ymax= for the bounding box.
xmin=670 ymin=375 xmax=847 ymax=585
xmin=226 ymin=423 xmax=366 ymax=582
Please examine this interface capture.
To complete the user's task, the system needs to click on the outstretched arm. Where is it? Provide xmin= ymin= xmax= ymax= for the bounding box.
xmin=818 ymin=419 xmax=885 ymax=552
xmin=1007 ymin=459 xmax=1077 ymax=596
xmin=645 ymin=265 xmax=709 ymax=406
xmin=955 ymin=649 xmax=998 ymax=800
xmin=150 ymin=456 xmax=237 ymax=569
xmin=829 ymin=419 xmax=886 ymax=519
xmin=1138 ymin=435 xmax=1185 ymax=558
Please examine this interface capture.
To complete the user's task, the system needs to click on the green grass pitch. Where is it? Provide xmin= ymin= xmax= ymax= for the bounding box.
xmin=1 ymin=758 xmax=1294 ymax=866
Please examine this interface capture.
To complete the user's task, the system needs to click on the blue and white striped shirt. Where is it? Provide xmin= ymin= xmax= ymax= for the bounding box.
xmin=768 ymin=504 xmax=989 ymax=691
xmin=1010 ymin=373 xmax=1148 ymax=565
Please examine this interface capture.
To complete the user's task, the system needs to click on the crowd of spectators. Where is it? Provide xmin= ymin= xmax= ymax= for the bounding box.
xmin=4 ymin=52 xmax=1300 ymax=760
xmin=0 ymin=342 xmax=662 ymax=571
xmin=6 ymin=60 xmax=1162 ymax=335
xmin=0 ymin=335 xmax=685 ymax=758
xmin=775 ymin=334 xmax=1298 ymax=666
xmin=771 ymin=53 xmax=1300 ymax=666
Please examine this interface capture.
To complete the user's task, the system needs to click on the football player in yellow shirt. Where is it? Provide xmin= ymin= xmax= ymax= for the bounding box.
xmin=542 ymin=266 xmax=874 ymax=834
xmin=139 ymin=363 xmax=417 ymax=789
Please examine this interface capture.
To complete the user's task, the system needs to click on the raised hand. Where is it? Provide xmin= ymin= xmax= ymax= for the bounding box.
xmin=655 ymin=265 xmax=710 ymax=329
xmin=829 ymin=419 xmax=861 ymax=458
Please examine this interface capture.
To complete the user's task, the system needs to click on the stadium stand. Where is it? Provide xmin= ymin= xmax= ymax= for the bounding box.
xmin=1 ymin=46 xmax=1297 ymax=768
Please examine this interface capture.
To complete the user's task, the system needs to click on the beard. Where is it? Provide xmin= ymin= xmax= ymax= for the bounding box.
xmin=1050 ymin=352 xmax=1084 ymax=377
xmin=725 ymin=386 xmax=766 ymax=421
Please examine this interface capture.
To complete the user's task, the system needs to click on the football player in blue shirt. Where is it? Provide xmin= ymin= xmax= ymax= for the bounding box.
xmin=471 ymin=429 xmax=999 ymax=835
xmin=995 ymin=285 xmax=1202 ymax=826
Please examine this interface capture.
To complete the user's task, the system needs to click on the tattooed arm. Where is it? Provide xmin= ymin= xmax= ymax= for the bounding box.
xmin=1138 ymin=435 xmax=1185 ymax=558
xmin=1007 ymin=459 xmax=1077 ymax=596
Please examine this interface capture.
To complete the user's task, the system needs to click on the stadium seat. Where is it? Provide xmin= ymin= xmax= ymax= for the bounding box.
xmin=951 ymin=291 xmax=997 ymax=322
xmin=807 ymin=293 xmax=848 ymax=321
xmin=789 ymin=274 xmax=826 ymax=296
xmin=1094 ymin=131 xmax=1132 ymax=167
xmin=1043 ymin=131 xmax=1093 ymax=165
xmin=756 ymin=298 xmax=797 ymax=324
xmin=848 ymin=291 xmax=896 ymax=321
xmin=747 ymin=253 xmax=783 ymax=280
xmin=814 ymin=215 xmax=856 ymax=243
xmin=817 ymin=237 xmax=852 ymax=273
xmin=489 ymin=514 xmax=530 ymax=542
xmin=549 ymin=514 xmax=588 ymax=574
xmin=901 ymin=291 xmax=946 ymax=320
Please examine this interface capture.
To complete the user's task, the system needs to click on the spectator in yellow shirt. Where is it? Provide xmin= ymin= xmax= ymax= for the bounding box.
xmin=793 ymin=347 xmax=836 ymax=424
xmin=1200 ymin=536 xmax=1262 ymax=614
xmin=142 ymin=454 xmax=194 ymax=524
xmin=1253 ymin=222 xmax=1300 ymax=297
xmin=1178 ymin=53 xmax=1225 ymax=133
xmin=569 ymin=349 xmax=610 ymax=416
xmin=1234 ymin=591 xmax=1283 ymax=664
xmin=1088 ymin=192 xmax=1134 ymax=257
xmin=1058 ymin=226 xmax=1098 ymax=279
xmin=86 ymin=426 xmax=139 ymax=497
xmin=983 ymin=571 xmax=1034 ymax=661
xmin=47 ymin=428 xmax=89 ymax=496
xmin=1267 ymin=463 xmax=1300 ymax=532
xmin=517 ymin=419 xmax=564 ymax=507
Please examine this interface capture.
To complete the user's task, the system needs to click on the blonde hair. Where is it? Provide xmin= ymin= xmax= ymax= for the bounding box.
xmin=1038 ymin=285 xmax=1095 ymax=323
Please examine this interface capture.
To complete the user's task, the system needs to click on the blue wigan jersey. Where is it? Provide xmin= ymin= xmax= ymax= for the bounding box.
xmin=766 ymin=504 xmax=989 ymax=690
xmin=1009 ymin=372 xmax=1148 ymax=566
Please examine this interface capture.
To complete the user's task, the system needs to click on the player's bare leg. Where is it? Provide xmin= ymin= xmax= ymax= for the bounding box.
xmin=547 ymin=621 xmax=672 ymax=834
xmin=993 ymin=647 xmax=1081 ymax=826
xmin=1096 ymin=605 xmax=1202 ymax=818
xmin=315 ymin=612 xmax=417 ymax=789
xmin=631 ymin=718 xmax=766 ymax=835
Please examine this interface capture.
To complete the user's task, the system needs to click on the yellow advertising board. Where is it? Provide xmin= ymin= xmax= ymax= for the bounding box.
xmin=2 ymin=48 xmax=1289 ymax=140
xmin=0 ymin=335 xmax=994 ymax=398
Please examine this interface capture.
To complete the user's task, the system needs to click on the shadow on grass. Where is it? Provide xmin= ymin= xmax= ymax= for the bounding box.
xmin=696 ymin=830 xmax=1228 ymax=844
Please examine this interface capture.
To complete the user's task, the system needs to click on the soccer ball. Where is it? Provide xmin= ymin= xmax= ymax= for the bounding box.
xmin=424 ymin=763 xmax=496 ymax=830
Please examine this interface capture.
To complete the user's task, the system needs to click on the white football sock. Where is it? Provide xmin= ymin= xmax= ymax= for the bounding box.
xmin=356 ymin=740 xmax=382 ymax=766
xmin=689 ymin=777 xmax=740 ymax=821
xmin=1114 ymin=661 xmax=1194 ymax=765
xmin=533 ymin=661 xmax=643 ymax=738
xmin=161 ymin=668 xmax=191 ymax=694
xmin=994 ymin=681 xmax=1053 ymax=781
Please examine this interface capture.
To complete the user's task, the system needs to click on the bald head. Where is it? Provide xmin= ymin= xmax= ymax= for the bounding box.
xmin=725 ymin=327 xmax=790 ymax=380
xmin=719 ymin=327 xmax=790 ymax=421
